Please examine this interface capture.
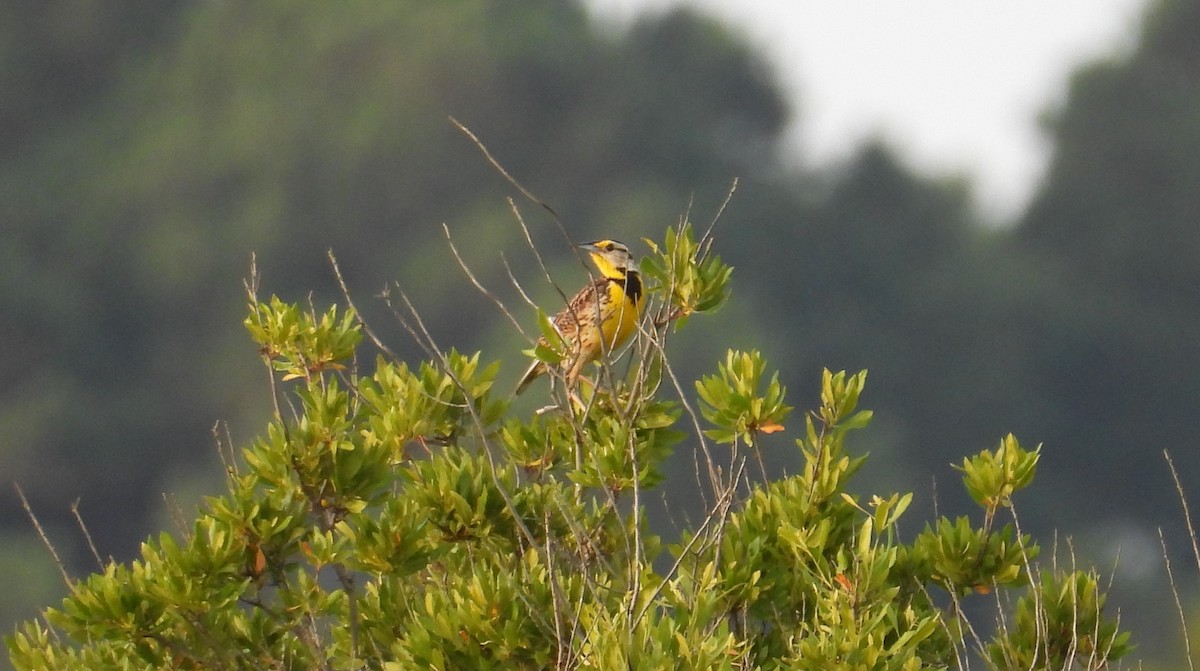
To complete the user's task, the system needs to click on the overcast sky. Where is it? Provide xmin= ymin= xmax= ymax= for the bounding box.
xmin=587 ymin=0 xmax=1149 ymax=222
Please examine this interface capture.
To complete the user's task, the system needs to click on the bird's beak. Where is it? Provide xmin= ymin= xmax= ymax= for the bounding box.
xmin=578 ymin=242 xmax=600 ymax=253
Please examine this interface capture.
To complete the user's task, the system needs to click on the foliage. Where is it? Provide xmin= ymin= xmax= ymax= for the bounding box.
xmin=954 ymin=434 xmax=1040 ymax=515
xmin=642 ymin=222 xmax=735 ymax=326
xmin=695 ymin=349 xmax=789 ymax=447
xmin=989 ymin=569 xmax=1134 ymax=670
xmin=8 ymin=227 xmax=1133 ymax=670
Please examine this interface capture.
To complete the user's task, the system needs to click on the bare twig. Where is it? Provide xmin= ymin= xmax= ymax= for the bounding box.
xmin=698 ymin=177 xmax=738 ymax=253
xmin=633 ymin=458 xmax=744 ymax=628
xmin=752 ymin=445 xmax=769 ymax=484
xmin=640 ymin=316 xmax=721 ymax=497
xmin=162 ymin=492 xmax=191 ymax=543
xmin=442 ymin=223 xmax=527 ymax=337
xmin=500 ymin=254 xmax=539 ymax=315
xmin=944 ymin=582 xmax=986 ymax=668
xmin=1165 ymin=449 xmax=1200 ymax=572
xmin=328 ymin=249 xmax=400 ymax=360
xmin=1008 ymin=506 xmax=1047 ymax=668
xmin=242 ymin=251 xmax=260 ymax=305
xmin=1161 ymin=526 xmax=1194 ymax=671
xmin=212 ymin=421 xmax=239 ymax=479
xmin=15 ymin=483 xmax=72 ymax=587
xmin=449 ymin=116 xmax=559 ymax=222
xmin=244 ymin=256 xmax=292 ymax=438
xmin=1063 ymin=541 xmax=1081 ymax=669
xmin=627 ymin=415 xmax=643 ymax=635
xmin=70 ymin=499 xmax=104 ymax=569
xmin=1164 ymin=450 xmax=1198 ymax=671
xmin=452 ymin=123 xmax=579 ymax=357
xmin=509 ymin=198 xmax=567 ymax=304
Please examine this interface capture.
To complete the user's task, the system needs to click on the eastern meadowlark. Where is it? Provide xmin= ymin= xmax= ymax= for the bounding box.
xmin=515 ymin=239 xmax=645 ymax=394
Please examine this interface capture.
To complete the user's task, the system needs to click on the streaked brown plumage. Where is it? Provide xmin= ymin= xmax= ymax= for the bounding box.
xmin=515 ymin=239 xmax=644 ymax=394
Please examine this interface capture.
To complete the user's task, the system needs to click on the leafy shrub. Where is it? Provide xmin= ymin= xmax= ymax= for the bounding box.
xmin=7 ymin=223 xmax=1131 ymax=670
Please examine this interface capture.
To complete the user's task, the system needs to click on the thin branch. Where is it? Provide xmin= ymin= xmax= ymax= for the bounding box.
xmin=244 ymin=256 xmax=292 ymax=437
xmin=641 ymin=314 xmax=721 ymax=497
xmin=212 ymin=420 xmax=238 ymax=479
xmin=1163 ymin=449 xmax=1199 ymax=670
xmin=1165 ymin=449 xmax=1200 ymax=573
xmin=633 ymin=458 xmax=744 ymax=628
xmin=699 ymin=177 xmax=738 ymax=253
xmin=751 ymin=445 xmax=769 ymax=484
xmin=333 ymin=563 xmax=360 ymax=660
xmin=1007 ymin=505 xmax=1047 ymax=670
xmin=242 ymin=251 xmax=260 ymax=305
xmin=452 ymin=119 xmax=581 ymax=323
xmin=510 ymin=197 xmax=566 ymax=301
xmin=70 ymin=498 xmax=105 ymax=570
xmin=442 ymin=223 xmax=526 ymax=337
xmin=379 ymin=284 xmax=435 ymax=362
xmin=543 ymin=511 xmax=567 ymax=664
xmin=501 ymin=254 xmax=539 ymax=315
xmin=627 ymin=414 xmax=644 ymax=636
xmin=449 ymin=116 xmax=559 ymax=221
xmin=15 ymin=483 xmax=72 ymax=587
xmin=162 ymin=492 xmax=192 ymax=543
xmin=328 ymin=249 xmax=400 ymax=360
xmin=1063 ymin=541 xmax=1081 ymax=669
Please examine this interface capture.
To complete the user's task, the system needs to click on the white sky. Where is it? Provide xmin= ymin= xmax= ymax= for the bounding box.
xmin=587 ymin=0 xmax=1149 ymax=222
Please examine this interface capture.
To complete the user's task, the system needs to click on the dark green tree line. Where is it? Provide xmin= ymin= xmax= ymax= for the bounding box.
xmin=1016 ymin=0 xmax=1200 ymax=523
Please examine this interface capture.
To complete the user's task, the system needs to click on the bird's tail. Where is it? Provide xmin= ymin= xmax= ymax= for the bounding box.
xmin=514 ymin=360 xmax=544 ymax=395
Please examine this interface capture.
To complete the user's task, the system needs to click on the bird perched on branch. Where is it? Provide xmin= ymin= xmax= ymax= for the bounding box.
xmin=515 ymin=239 xmax=645 ymax=395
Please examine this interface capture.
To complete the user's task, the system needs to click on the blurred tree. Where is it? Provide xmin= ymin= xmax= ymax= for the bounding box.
xmin=1017 ymin=0 xmax=1200 ymax=523
xmin=0 ymin=0 xmax=788 ymax=574
xmin=724 ymin=144 xmax=1005 ymax=495
xmin=0 ymin=0 xmax=187 ymax=157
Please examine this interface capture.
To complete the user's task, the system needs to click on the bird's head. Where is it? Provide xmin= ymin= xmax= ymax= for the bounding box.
xmin=580 ymin=239 xmax=635 ymax=279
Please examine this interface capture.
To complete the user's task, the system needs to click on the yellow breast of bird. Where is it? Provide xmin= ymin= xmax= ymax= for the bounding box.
xmin=598 ymin=278 xmax=643 ymax=351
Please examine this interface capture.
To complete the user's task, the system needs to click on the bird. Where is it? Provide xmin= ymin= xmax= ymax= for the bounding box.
xmin=515 ymin=239 xmax=645 ymax=395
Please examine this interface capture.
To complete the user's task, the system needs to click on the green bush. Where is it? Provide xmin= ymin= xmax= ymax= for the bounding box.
xmin=7 ymin=223 xmax=1131 ymax=670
